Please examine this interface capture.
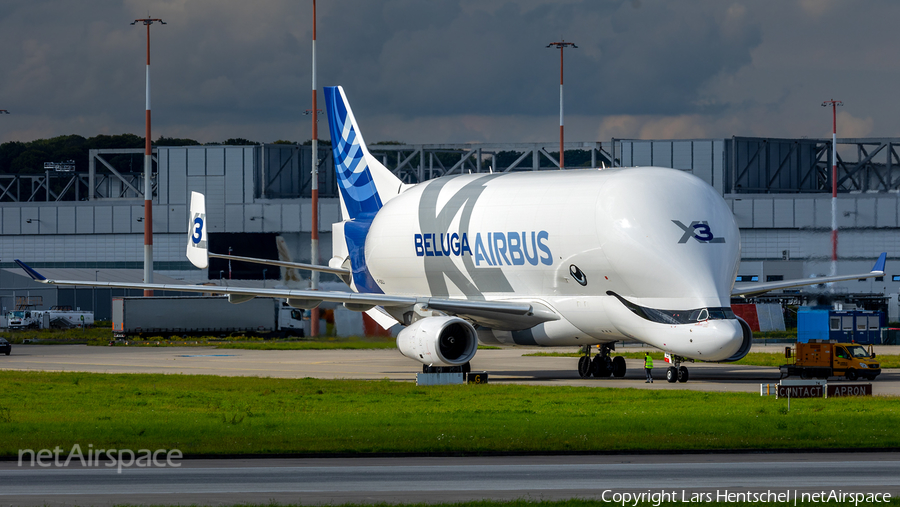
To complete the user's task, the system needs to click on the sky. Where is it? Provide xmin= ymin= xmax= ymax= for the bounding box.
xmin=1 ymin=0 xmax=898 ymax=145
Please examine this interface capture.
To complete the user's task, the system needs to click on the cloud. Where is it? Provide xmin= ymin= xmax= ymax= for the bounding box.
xmin=1 ymin=0 xmax=900 ymax=146
xmin=835 ymin=111 xmax=874 ymax=138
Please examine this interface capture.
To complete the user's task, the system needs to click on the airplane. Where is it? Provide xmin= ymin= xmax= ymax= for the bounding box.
xmin=16 ymin=85 xmax=888 ymax=383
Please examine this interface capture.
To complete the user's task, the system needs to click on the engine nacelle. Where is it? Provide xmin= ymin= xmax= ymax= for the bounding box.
xmin=397 ymin=316 xmax=478 ymax=367
xmin=718 ymin=317 xmax=753 ymax=362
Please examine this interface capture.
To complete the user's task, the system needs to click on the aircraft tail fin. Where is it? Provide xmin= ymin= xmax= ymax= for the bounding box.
xmin=186 ymin=191 xmax=209 ymax=269
xmin=324 ymin=86 xmax=403 ymax=221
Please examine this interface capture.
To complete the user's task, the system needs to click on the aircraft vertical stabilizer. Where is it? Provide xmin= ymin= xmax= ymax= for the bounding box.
xmin=324 ymin=86 xmax=403 ymax=221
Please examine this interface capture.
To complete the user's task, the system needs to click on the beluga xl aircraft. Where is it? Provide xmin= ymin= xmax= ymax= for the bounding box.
xmin=16 ymin=86 xmax=887 ymax=383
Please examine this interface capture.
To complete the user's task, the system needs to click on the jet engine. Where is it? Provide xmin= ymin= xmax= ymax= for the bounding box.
xmin=397 ymin=316 xmax=478 ymax=367
xmin=719 ymin=316 xmax=753 ymax=362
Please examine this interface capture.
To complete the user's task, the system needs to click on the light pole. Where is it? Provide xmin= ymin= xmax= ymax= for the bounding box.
xmin=547 ymin=40 xmax=577 ymax=169
xmin=309 ymin=0 xmax=321 ymax=336
xmin=822 ymin=99 xmax=842 ymax=277
xmin=131 ymin=17 xmax=165 ymax=296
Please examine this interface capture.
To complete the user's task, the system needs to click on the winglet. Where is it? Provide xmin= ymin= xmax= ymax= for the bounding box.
xmin=872 ymin=252 xmax=887 ymax=274
xmin=15 ymin=260 xmax=47 ymax=281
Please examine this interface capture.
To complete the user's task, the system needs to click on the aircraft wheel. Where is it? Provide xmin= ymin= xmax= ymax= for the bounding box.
xmin=577 ymin=356 xmax=591 ymax=378
xmin=677 ymin=366 xmax=689 ymax=383
xmin=666 ymin=366 xmax=678 ymax=383
xmin=612 ymin=356 xmax=627 ymax=378
xmin=846 ymin=369 xmax=857 ymax=381
xmin=593 ymin=356 xmax=612 ymax=378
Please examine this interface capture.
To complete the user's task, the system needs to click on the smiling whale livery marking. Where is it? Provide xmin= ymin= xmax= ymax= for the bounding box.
xmin=15 ymin=86 xmax=887 ymax=383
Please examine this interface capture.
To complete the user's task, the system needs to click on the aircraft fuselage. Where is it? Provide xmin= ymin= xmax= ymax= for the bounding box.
xmin=363 ymin=166 xmax=745 ymax=361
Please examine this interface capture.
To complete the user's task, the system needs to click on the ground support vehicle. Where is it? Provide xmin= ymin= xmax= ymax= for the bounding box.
xmin=780 ymin=340 xmax=880 ymax=381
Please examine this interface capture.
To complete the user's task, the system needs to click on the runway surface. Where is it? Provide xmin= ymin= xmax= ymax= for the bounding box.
xmin=3 ymin=453 xmax=899 ymax=506
xmin=2 ymin=343 xmax=899 ymax=394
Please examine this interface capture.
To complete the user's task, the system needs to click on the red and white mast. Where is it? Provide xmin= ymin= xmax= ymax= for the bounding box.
xmin=547 ymin=40 xmax=577 ymax=169
xmin=822 ymin=99 xmax=842 ymax=277
xmin=132 ymin=17 xmax=165 ymax=296
xmin=310 ymin=0 xmax=320 ymax=336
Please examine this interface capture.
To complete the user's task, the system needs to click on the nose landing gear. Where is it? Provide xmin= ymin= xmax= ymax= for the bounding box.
xmin=665 ymin=355 xmax=691 ymax=383
xmin=577 ymin=344 xmax=627 ymax=379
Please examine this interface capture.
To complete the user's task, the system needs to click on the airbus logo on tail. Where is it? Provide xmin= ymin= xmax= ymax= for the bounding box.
xmin=673 ymin=220 xmax=725 ymax=244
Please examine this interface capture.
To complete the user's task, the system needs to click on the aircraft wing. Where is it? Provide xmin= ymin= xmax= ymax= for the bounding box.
xmin=731 ymin=252 xmax=886 ymax=297
xmin=14 ymin=260 xmax=555 ymax=330
xmin=207 ymin=252 xmax=350 ymax=276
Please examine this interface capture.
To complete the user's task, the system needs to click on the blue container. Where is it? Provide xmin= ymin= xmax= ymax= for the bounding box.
xmin=797 ymin=307 xmax=884 ymax=344
xmin=797 ymin=307 xmax=830 ymax=343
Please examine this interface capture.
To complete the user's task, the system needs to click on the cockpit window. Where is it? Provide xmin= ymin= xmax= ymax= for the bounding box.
xmin=689 ymin=309 xmax=708 ymax=321
xmin=607 ymin=291 xmax=735 ymax=325
xmin=708 ymin=308 xmax=734 ymax=320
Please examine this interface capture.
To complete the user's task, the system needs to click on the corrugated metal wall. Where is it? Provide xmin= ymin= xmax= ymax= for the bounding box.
xmin=0 ymin=144 xmax=339 ymax=271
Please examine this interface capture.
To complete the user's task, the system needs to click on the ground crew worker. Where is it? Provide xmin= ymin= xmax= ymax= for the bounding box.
xmin=644 ymin=352 xmax=653 ymax=383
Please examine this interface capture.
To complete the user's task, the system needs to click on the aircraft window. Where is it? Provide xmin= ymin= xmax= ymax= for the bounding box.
xmin=735 ymin=275 xmax=758 ymax=282
xmin=606 ymin=292 xmax=736 ymax=325
xmin=708 ymin=308 xmax=734 ymax=320
xmin=893 ymin=275 xmax=900 ymax=282
xmin=691 ymin=309 xmax=709 ymax=321
xmin=766 ymin=275 xmax=783 ymax=282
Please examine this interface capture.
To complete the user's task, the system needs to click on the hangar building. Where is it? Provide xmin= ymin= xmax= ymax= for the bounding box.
xmin=1 ymin=137 xmax=898 ymax=321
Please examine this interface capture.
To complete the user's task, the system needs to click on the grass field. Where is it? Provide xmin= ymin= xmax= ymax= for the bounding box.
xmin=1 ymin=371 xmax=899 ymax=457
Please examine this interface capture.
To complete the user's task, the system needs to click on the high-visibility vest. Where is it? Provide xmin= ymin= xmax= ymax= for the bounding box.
xmin=644 ymin=356 xmax=653 ymax=368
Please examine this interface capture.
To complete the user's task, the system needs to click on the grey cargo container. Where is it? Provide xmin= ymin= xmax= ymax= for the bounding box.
xmin=112 ymin=296 xmax=280 ymax=336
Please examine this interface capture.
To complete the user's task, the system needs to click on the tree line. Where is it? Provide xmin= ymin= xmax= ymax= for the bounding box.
xmin=0 ymin=134 xmax=264 ymax=175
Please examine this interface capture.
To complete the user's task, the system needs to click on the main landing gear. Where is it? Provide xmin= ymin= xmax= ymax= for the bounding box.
xmin=577 ymin=344 xmax=626 ymax=379
xmin=665 ymin=355 xmax=691 ymax=383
